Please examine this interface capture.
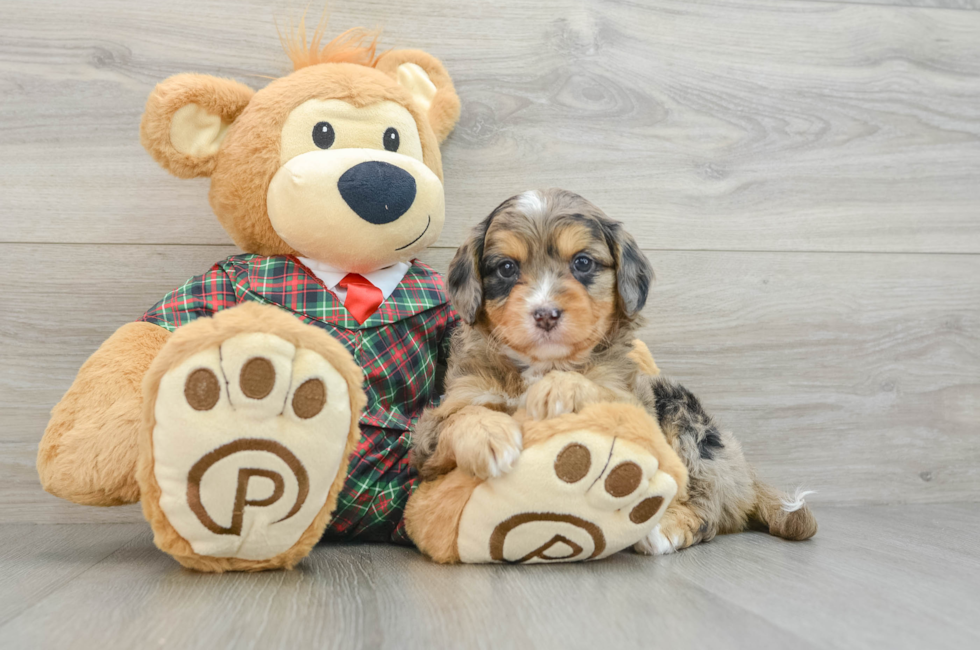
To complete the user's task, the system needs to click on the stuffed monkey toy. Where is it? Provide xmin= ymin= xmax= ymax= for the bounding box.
xmin=37 ymin=27 xmax=683 ymax=570
xmin=37 ymin=29 xmax=461 ymax=571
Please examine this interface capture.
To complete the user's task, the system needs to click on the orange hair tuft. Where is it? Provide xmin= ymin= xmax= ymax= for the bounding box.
xmin=278 ymin=12 xmax=382 ymax=71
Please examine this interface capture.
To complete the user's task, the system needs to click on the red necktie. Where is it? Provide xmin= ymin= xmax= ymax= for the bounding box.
xmin=337 ymin=273 xmax=384 ymax=324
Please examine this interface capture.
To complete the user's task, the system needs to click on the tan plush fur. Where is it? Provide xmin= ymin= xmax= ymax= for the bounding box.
xmin=38 ymin=322 xmax=171 ymax=506
xmin=279 ymin=22 xmax=382 ymax=70
xmin=375 ymin=49 xmax=461 ymax=144
xmin=137 ymin=303 xmax=367 ymax=572
xmin=404 ymin=471 xmax=482 ymax=564
xmin=140 ymin=74 xmax=254 ymax=179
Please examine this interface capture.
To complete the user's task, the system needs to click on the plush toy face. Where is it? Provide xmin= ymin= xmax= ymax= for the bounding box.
xmin=140 ymin=39 xmax=460 ymax=274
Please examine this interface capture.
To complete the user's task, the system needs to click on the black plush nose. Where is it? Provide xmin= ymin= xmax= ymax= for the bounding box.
xmin=337 ymin=161 xmax=417 ymax=225
xmin=534 ymin=308 xmax=563 ymax=332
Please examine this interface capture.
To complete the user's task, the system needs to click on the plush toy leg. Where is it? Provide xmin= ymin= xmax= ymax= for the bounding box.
xmin=38 ymin=322 xmax=171 ymax=506
xmin=136 ymin=303 xmax=365 ymax=572
xmin=406 ymin=403 xmax=688 ymax=564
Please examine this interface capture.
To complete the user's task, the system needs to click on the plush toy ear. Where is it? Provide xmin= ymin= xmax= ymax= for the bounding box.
xmin=140 ymin=74 xmax=254 ymax=179
xmin=375 ymin=50 xmax=460 ymax=143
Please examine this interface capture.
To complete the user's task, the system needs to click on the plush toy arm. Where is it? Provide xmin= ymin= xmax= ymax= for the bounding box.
xmin=37 ymin=322 xmax=171 ymax=505
xmin=629 ymin=339 xmax=660 ymax=376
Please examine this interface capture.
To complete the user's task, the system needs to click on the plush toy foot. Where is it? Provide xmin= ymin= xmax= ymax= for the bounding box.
xmin=136 ymin=304 xmax=364 ymax=572
xmin=405 ymin=404 xmax=687 ymax=564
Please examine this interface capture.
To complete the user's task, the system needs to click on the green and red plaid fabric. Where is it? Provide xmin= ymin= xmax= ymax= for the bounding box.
xmin=140 ymin=254 xmax=458 ymax=544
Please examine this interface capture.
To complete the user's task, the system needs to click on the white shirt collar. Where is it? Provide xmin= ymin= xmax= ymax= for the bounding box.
xmin=297 ymin=257 xmax=411 ymax=303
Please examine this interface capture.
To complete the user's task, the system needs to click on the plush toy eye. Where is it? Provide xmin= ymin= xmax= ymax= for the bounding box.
xmin=384 ymin=127 xmax=400 ymax=152
xmin=497 ymin=259 xmax=519 ymax=279
xmin=572 ymin=254 xmax=595 ymax=274
xmin=312 ymin=122 xmax=335 ymax=149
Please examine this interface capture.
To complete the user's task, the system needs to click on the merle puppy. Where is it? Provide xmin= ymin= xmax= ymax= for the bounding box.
xmin=411 ymin=188 xmax=816 ymax=554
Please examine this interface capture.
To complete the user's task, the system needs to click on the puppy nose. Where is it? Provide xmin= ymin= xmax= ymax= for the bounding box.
xmin=533 ymin=308 xmax=563 ymax=331
xmin=338 ymin=161 xmax=417 ymax=225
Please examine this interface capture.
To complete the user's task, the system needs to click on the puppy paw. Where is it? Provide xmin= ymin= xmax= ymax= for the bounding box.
xmin=525 ymin=371 xmax=603 ymax=420
xmin=452 ymin=411 xmax=523 ymax=480
xmin=634 ymin=504 xmax=702 ymax=556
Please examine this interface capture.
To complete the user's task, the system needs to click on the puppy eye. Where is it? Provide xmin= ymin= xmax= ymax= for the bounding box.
xmin=312 ymin=122 xmax=335 ymax=149
xmin=497 ymin=260 xmax=519 ymax=279
xmin=572 ymin=255 xmax=595 ymax=273
xmin=384 ymin=127 xmax=400 ymax=152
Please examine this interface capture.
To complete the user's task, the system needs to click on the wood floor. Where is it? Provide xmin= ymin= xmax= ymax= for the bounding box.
xmin=0 ymin=505 xmax=977 ymax=650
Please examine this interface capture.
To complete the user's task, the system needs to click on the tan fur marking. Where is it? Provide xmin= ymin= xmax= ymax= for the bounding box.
xmin=553 ymin=223 xmax=595 ymax=261
xmin=485 ymin=230 xmax=529 ymax=264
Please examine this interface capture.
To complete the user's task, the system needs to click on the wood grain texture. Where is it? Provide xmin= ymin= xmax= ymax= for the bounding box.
xmin=0 ymin=523 xmax=144 ymax=627
xmin=1 ymin=243 xmax=976 ymax=523
xmin=803 ymin=0 xmax=980 ymax=10
xmin=1 ymin=0 xmax=979 ymax=252
xmin=0 ymin=506 xmax=978 ymax=649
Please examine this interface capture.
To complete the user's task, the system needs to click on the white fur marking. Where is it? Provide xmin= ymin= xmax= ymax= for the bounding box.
xmin=781 ymin=487 xmax=816 ymax=512
xmin=639 ymin=524 xmax=677 ymax=556
xmin=516 ymin=190 xmax=547 ymax=218
xmin=528 ymin=272 xmax=557 ymax=308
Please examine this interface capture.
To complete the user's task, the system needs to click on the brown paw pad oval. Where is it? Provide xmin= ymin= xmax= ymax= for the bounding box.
xmin=292 ymin=378 xmax=326 ymax=419
xmin=554 ymin=443 xmax=591 ymax=483
xmin=629 ymin=496 xmax=665 ymax=524
xmin=240 ymin=357 xmax=276 ymax=399
xmin=185 ymin=368 xmax=221 ymax=411
xmin=604 ymin=461 xmax=642 ymax=497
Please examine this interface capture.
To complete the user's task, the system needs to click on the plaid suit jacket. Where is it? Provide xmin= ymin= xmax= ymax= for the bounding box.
xmin=140 ymin=254 xmax=458 ymax=544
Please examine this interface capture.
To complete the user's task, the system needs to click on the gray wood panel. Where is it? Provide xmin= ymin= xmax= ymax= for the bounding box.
xmin=803 ymin=0 xmax=980 ymax=9
xmin=1 ymin=0 xmax=979 ymax=252
xmin=1 ymin=506 xmax=978 ymax=649
xmin=2 ymin=242 xmax=977 ymax=524
xmin=0 ymin=523 xmax=144 ymax=627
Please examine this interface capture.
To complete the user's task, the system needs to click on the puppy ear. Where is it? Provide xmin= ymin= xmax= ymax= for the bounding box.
xmin=447 ymin=221 xmax=489 ymax=325
xmin=375 ymin=50 xmax=460 ymax=143
xmin=140 ymin=74 xmax=254 ymax=179
xmin=604 ymin=221 xmax=654 ymax=317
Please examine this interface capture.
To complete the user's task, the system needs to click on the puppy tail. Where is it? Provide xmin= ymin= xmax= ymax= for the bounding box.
xmin=750 ymin=481 xmax=818 ymax=541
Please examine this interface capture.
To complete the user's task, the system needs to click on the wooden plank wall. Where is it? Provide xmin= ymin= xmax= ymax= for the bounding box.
xmin=1 ymin=0 xmax=977 ymax=523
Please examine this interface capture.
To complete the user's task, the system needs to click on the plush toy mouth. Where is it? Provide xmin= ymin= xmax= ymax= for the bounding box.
xmin=394 ymin=214 xmax=431 ymax=251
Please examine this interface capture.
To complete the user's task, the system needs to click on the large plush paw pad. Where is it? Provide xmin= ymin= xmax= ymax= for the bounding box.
xmin=456 ymin=430 xmax=678 ymax=563
xmin=151 ymin=333 xmax=352 ymax=561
